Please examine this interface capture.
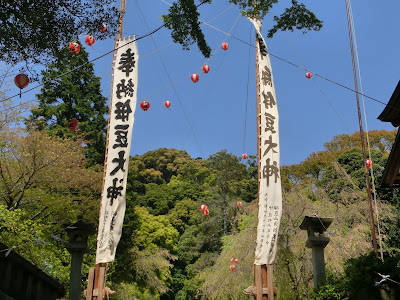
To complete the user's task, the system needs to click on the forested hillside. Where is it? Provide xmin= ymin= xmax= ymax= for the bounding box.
xmin=2 ymin=110 xmax=400 ymax=299
xmin=106 ymin=129 xmax=400 ymax=299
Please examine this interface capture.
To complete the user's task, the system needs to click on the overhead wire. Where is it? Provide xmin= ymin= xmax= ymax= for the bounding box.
xmin=0 ymin=0 xmax=211 ymax=103
xmin=0 ymin=40 xmax=183 ymax=115
xmin=179 ymin=13 xmax=243 ymax=150
xmin=135 ymin=0 xmax=204 ymax=157
xmin=1 ymin=4 xmax=397 ymax=120
xmin=198 ymin=19 xmax=395 ymax=109
xmin=158 ymin=0 xmax=243 ymax=155
xmin=283 ymin=34 xmax=351 ymax=134
xmin=0 ymin=2 xmax=395 ymax=260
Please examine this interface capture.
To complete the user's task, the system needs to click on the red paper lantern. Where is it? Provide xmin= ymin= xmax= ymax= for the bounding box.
xmin=69 ymin=42 xmax=80 ymax=54
xmin=99 ymin=23 xmax=107 ymax=33
xmin=366 ymin=159 xmax=372 ymax=169
xmin=305 ymin=72 xmax=312 ymax=79
xmin=85 ymin=35 xmax=95 ymax=46
xmin=221 ymin=42 xmax=229 ymax=50
xmin=67 ymin=119 xmax=79 ymax=131
xmin=202 ymin=208 xmax=209 ymax=216
xmin=14 ymin=74 xmax=29 ymax=90
xmin=242 ymin=153 xmax=248 ymax=159
xmin=200 ymin=204 xmax=207 ymax=211
xmin=140 ymin=100 xmax=150 ymax=111
xmin=230 ymin=264 xmax=236 ymax=271
xmin=191 ymin=73 xmax=199 ymax=83
xmin=164 ymin=100 xmax=171 ymax=108
xmin=202 ymin=64 xmax=210 ymax=74
xmin=237 ymin=201 xmax=243 ymax=207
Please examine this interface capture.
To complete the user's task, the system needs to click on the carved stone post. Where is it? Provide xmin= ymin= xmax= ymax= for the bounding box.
xmin=64 ymin=216 xmax=96 ymax=300
xmin=299 ymin=216 xmax=333 ymax=288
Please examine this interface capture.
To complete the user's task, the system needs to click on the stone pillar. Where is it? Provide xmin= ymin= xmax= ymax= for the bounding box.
xmin=64 ymin=216 xmax=95 ymax=300
xmin=299 ymin=216 xmax=333 ymax=288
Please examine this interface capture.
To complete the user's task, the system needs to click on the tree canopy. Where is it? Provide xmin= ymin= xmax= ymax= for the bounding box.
xmin=163 ymin=0 xmax=323 ymax=57
xmin=0 ymin=101 xmax=102 ymax=291
xmin=0 ymin=0 xmax=119 ymax=66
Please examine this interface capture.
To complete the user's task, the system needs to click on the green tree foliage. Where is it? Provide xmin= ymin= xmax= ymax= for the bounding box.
xmin=162 ymin=0 xmax=323 ymax=57
xmin=108 ymin=282 xmax=160 ymax=300
xmin=112 ymin=148 xmax=256 ymax=298
xmin=0 ymin=126 xmax=101 ymax=220
xmin=313 ymin=252 xmax=400 ymax=299
xmin=323 ymin=130 xmax=396 ymax=153
xmin=0 ymin=205 xmax=71 ymax=284
xmin=111 ymin=206 xmax=178 ymax=297
xmin=167 ymin=199 xmax=199 ymax=234
xmin=131 ymin=148 xmax=204 ymax=184
xmin=2 ymin=125 xmax=399 ymax=299
xmin=0 ymin=102 xmax=100 ymax=293
xmin=28 ymin=45 xmax=108 ymax=165
xmin=206 ymin=150 xmax=252 ymax=234
xmin=337 ymin=148 xmax=386 ymax=188
xmin=0 ymin=0 xmax=119 ymax=65
xmin=132 ymin=206 xmax=179 ymax=252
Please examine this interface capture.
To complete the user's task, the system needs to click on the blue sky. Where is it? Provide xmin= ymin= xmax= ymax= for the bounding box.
xmin=6 ymin=0 xmax=400 ymax=166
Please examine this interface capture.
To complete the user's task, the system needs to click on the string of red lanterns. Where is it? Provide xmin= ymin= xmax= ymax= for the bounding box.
xmin=68 ymin=22 xmax=107 ymax=56
xmin=85 ymin=35 xmax=95 ymax=46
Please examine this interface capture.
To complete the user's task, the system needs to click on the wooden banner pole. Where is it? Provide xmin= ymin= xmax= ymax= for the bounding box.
xmin=253 ymin=5 xmax=277 ymax=298
xmin=86 ymin=1 xmax=127 ymax=299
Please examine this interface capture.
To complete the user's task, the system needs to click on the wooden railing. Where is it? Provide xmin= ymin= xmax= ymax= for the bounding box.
xmin=0 ymin=242 xmax=64 ymax=300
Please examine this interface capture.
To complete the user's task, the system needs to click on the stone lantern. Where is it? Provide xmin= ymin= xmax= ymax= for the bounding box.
xmin=64 ymin=216 xmax=96 ymax=300
xmin=299 ymin=216 xmax=333 ymax=288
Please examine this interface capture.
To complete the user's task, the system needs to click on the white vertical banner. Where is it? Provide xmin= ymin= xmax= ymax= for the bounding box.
xmin=96 ymin=36 xmax=138 ymax=263
xmin=249 ymin=19 xmax=283 ymax=265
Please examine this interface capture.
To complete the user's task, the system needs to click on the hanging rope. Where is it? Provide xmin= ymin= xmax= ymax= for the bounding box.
xmin=345 ymin=0 xmax=379 ymax=258
xmin=243 ymin=23 xmax=252 ymax=155
xmin=348 ymin=0 xmax=384 ymax=260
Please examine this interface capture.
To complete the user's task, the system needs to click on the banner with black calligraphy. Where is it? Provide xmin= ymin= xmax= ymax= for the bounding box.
xmin=96 ymin=36 xmax=138 ymax=263
xmin=249 ymin=18 xmax=283 ymax=265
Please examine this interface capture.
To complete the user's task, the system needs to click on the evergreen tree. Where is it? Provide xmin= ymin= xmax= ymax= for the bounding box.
xmin=28 ymin=44 xmax=108 ymax=165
